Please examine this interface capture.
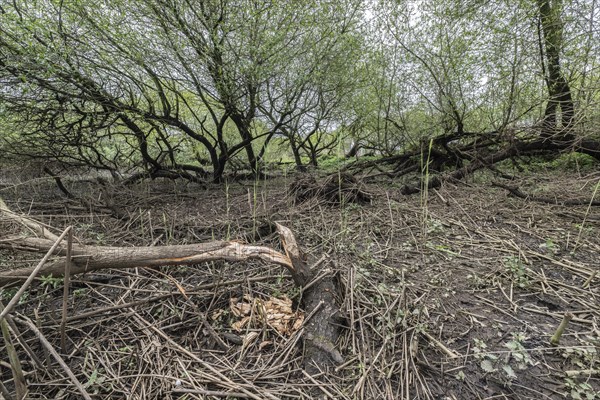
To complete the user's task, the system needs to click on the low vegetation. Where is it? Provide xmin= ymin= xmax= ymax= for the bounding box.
xmin=1 ymin=0 xmax=599 ymax=399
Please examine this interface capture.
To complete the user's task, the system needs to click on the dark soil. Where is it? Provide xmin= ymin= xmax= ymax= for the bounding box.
xmin=0 ymin=167 xmax=599 ymax=399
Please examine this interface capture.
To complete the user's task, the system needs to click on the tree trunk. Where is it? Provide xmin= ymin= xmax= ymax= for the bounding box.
xmin=290 ymin=140 xmax=307 ymax=172
xmin=537 ymin=0 xmax=574 ymax=137
xmin=212 ymin=155 xmax=227 ymax=183
xmin=230 ymin=114 xmax=260 ymax=176
xmin=345 ymin=141 xmax=361 ymax=158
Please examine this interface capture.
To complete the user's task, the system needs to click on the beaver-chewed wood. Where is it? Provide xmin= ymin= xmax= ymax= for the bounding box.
xmin=0 ymin=202 xmax=344 ymax=375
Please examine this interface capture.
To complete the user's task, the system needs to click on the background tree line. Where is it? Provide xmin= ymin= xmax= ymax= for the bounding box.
xmin=1 ymin=0 xmax=599 ymax=183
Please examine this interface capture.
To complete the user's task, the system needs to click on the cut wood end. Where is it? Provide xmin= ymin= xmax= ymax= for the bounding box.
xmin=275 ymin=223 xmax=302 ymax=255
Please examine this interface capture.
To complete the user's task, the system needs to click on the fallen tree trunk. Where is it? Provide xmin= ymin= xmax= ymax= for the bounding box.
xmin=400 ymin=135 xmax=600 ymax=195
xmin=0 ymin=203 xmax=341 ymax=373
xmin=492 ymin=182 xmax=600 ymax=206
xmin=0 ymin=236 xmax=299 ymax=285
xmin=1 ymin=198 xmax=308 ymax=285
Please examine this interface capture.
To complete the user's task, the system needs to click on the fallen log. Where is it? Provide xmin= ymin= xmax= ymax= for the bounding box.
xmin=0 ymin=202 xmax=341 ymax=373
xmin=0 ymin=232 xmax=306 ymax=286
xmin=0 ymin=198 xmax=60 ymax=242
xmin=401 ymin=135 xmax=600 ymax=195
xmin=491 ymin=182 xmax=600 ymax=206
xmin=0 ymin=197 xmax=308 ymax=285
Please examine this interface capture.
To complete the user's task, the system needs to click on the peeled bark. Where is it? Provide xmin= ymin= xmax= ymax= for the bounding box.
xmin=0 ymin=237 xmax=298 ymax=285
xmin=0 ymin=203 xmax=342 ymax=373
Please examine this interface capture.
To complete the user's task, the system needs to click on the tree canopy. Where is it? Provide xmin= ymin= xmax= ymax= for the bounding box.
xmin=1 ymin=0 xmax=599 ymax=182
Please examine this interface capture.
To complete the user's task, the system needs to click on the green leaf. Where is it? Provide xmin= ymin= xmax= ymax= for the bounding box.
xmin=502 ymin=364 xmax=516 ymax=379
xmin=480 ymin=359 xmax=496 ymax=372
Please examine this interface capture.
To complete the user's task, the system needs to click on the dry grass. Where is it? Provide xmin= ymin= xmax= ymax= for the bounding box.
xmin=0 ymin=168 xmax=599 ymax=399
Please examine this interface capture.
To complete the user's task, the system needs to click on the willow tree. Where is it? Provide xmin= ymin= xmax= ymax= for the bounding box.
xmin=536 ymin=0 xmax=574 ymax=137
xmin=537 ymin=0 xmax=574 ymax=137
xmin=0 ymin=0 xmax=363 ymax=181
xmin=259 ymin=3 xmax=366 ymax=169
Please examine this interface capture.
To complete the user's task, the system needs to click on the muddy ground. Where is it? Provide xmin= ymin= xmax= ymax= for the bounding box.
xmin=0 ymin=166 xmax=599 ymax=399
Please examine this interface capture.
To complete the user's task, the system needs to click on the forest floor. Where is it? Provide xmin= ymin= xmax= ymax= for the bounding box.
xmin=0 ymin=166 xmax=599 ymax=399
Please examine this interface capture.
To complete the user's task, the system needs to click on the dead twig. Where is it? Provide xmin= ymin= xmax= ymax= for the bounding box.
xmin=14 ymin=316 xmax=92 ymax=400
xmin=60 ymin=229 xmax=73 ymax=352
xmin=0 ymin=226 xmax=71 ymax=320
xmin=0 ymin=301 xmax=26 ymax=400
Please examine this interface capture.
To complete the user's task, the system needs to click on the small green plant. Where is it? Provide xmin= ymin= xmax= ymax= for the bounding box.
xmin=548 ymin=152 xmax=598 ymax=171
xmin=466 ymin=273 xmax=488 ymax=289
xmin=0 ymin=288 xmax=18 ymax=301
xmin=564 ymin=378 xmax=600 ymax=400
xmin=504 ymin=256 xmax=529 ymax=288
xmin=472 ymin=338 xmax=498 ymax=373
xmin=539 ymin=238 xmax=558 ymax=256
xmin=286 ymin=286 xmax=301 ymax=300
xmin=94 ymin=232 xmax=106 ymax=244
xmin=426 ymin=219 xmax=445 ymax=235
xmin=73 ymin=288 xmax=87 ymax=297
xmin=562 ymin=340 xmax=598 ymax=370
xmin=320 ymin=155 xmax=349 ymax=171
xmin=503 ymin=332 xmax=536 ymax=371
xmin=83 ymin=368 xmax=107 ymax=395
xmin=0 ymin=287 xmax=30 ymax=305
xmin=19 ymin=290 xmax=29 ymax=304
xmin=40 ymin=274 xmax=63 ymax=290
xmin=345 ymin=202 xmax=361 ymax=212
xmin=471 ymin=334 xmax=536 ymax=381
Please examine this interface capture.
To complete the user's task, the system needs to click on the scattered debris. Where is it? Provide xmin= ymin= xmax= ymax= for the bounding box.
xmin=289 ymin=172 xmax=372 ymax=204
xmin=0 ymin=170 xmax=598 ymax=399
xmin=229 ymin=294 xmax=304 ymax=335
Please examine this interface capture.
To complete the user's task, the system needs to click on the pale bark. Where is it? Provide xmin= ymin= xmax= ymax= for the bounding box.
xmin=0 ymin=200 xmax=311 ymax=285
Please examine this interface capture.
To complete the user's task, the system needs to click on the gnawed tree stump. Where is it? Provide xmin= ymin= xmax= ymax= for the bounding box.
xmin=0 ymin=201 xmax=343 ymax=373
